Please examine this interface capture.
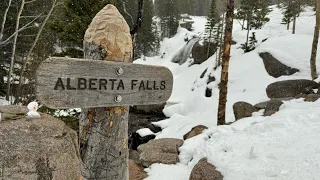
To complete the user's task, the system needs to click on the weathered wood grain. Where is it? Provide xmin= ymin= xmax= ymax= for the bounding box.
xmin=79 ymin=4 xmax=132 ymax=180
xmin=35 ymin=57 xmax=173 ymax=109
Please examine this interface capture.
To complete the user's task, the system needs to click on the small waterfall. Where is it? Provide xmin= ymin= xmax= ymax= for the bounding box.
xmin=171 ymin=37 xmax=200 ymax=65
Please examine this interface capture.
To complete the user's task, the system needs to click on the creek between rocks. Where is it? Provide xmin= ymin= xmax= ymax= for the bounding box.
xmin=128 ymin=106 xmax=167 ymax=150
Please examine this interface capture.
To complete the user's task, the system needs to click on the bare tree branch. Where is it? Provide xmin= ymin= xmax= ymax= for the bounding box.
xmin=20 ymin=15 xmax=47 ymax=18
xmin=25 ymin=0 xmax=37 ymax=4
xmin=121 ymin=1 xmax=134 ymax=27
xmin=6 ymin=0 xmax=26 ymax=102
xmin=0 ymin=0 xmax=13 ymax=42
xmin=0 ymin=14 xmax=41 ymax=46
xmin=16 ymin=0 xmax=61 ymax=103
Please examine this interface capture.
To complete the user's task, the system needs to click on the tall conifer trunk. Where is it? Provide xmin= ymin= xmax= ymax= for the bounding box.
xmin=217 ymin=0 xmax=234 ymax=125
xmin=310 ymin=0 xmax=320 ymax=80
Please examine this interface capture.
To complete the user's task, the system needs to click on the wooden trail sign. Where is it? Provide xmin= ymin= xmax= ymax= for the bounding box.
xmin=36 ymin=57 xmax=173 ymax=109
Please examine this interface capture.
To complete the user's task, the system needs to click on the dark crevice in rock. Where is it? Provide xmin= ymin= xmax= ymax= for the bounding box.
xmin=200 ymin=68 xmax=208 ymax=78
xmin=36 ymin=156 xmax=53 ymax=180
xmin=129 ymin=133 xmax=156 ymax=150
xmin=205 ymin=88 xmax=212 ymax=97
xmin=207 ymin=75 xmax=216 ymax=84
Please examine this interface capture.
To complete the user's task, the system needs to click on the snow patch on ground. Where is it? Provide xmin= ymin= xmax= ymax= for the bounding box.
xmin=137 ymin=128 xmax=155 ymax=137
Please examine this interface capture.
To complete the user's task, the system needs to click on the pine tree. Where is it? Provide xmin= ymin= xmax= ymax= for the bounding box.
xmin=48 ymin=0 xmax=117 ymax=57
xmin=236 ymin=0 xmax=271 ymax=30
xmin=235 ymin=0 xmax=270 ymax=53
xmin=177 ymin=0 xmax=192 ymax=15
xmin=205 ymin=0 xmax=219 ymax=43
xmin=280 ymin=0 xmax=303 ymax=32
xmin=241 ymin=32 xmax=257 ymax=52
xmin=134 ymin=0 xmax=160 ymax=58
xmin=190 ymin=0 xmax=211 ymax=16
xmin=281 ymin=4 xmax=293 ymax=30
xmin=155 ymin=0 xmax=180 ymax=39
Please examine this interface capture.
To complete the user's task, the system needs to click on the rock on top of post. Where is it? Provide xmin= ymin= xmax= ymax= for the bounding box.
xmin=84 ymin=4 xmax=132 ymax=62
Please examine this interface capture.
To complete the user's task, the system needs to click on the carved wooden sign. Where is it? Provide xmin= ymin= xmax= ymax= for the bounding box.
xmin=36 ymin=57 xmax=173 ymax=109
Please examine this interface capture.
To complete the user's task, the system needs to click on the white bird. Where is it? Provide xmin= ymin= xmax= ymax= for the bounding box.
xmin=26 ymin=102 xmax=41 ymax=120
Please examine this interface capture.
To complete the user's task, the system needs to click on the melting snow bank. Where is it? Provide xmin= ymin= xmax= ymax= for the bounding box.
xmin=146 ymin=99 xmax=320 ymax=180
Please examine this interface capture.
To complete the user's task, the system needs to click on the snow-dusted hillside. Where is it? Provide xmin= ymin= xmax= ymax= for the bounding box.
xmin=134 ymin=6 xmax=320 ymax=180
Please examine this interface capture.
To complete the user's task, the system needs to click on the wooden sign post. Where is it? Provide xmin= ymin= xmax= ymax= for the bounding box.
xmin=36 ymin=57 xmax=173 ymax=109
xmin=35 ymin=5 xmax=173 ymax=180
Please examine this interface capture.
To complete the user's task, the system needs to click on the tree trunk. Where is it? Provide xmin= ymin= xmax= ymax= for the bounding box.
xmin=245 ymin=18 xmax=250 ymax=50
xmin=310 ymin=0 xmax=320 ymax=80
xmin=292 ymin=14 xmax=296 ymax=34
xmin=218 ymin=13 xmax=225 ymax=67
xmin=217 ymin=0 xmax=234 ymax=125
xmin=242 ymin=19 xmax=245 ymax=30
xmin=207 ymin=28 xmax=213 ymax=59
xmin=287 ymin=21 xmax=290 ymax=30
xmin=15 ymin=0 xmax=58 ymax=104
xmin=0 ymin=0 xmax=12 ymax=42
xmin=215 ymin=24 xmax=221 ymax=68
xmin=6 ymin=0 xmax=25 ymax=102
xmin=79 ymin=5 xmax=132 ymax=180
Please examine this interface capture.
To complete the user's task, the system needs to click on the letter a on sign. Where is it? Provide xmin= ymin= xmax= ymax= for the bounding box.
xmin=36 ymin=57 xmax=173 ymax=109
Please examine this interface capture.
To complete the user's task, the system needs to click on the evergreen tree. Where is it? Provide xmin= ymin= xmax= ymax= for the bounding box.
xmin=48 ymin=0 xmax=117 ymax=57
xmin=241 ymin=32 xmax=257 ymax=52
xmin=134 ymin=0 xmax=160 ymax=58
xmin=117 ymin=0 xmax=138 ymax=29
xmin=155 ymin=0 xmax=180 ymax=39
xmin=236 ymin=0 xmax=271 ymax=30
xmin=177 ymin=0 xmax=192 ymax=15
xmin=204 ymin=0 xmax=219 ymax=42
xmin=190 ymin=0 xmax=211 ymax=16
xmin=235 ymin=0 xmax=271 ymax=52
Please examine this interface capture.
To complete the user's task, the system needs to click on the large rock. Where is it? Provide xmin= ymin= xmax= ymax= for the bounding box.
xmin=254 ymin=100 xmax=284 ymax=116
xmin=259 ymin=52 xmax=299 ymax=78
xmin=263 ymin=100 xmax=284 ymax=116
xmin=129 ymin=149 xmax=141 ymax=164
xmin=233 ymin=102 xmax=258 ymax=120
xmin=129 ymin=160 xmax=148 ymax=180
xmin=254 ymin=101 xmax=269 ymax=110
xmin=192 ymin=42 xmax=217 ymax=64
xmin=304 ymin=94 xmax=320 ymax=102
xmin=189 ymin=158 xmax=223 ymax=180
xmin=266 ymin=79 xmax=320 ymax=98
xmin=0 ymin=105 xmax=80 ymax=180
xmin=137 ymin=138 xmax=184 ymax=167
xmin=180 ymin=21 xmax=194 ymax=31
xmin=183 ymin=125 xmax=208 ymax=140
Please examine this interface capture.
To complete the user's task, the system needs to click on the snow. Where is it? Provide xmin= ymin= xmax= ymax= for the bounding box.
xmin=137 ymin=128 xmax=155 ymax=137
xmin=134 ymin=5 xmax=320 ymax=180
xmin=0 ymin=98 xmax=9 ymax=106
